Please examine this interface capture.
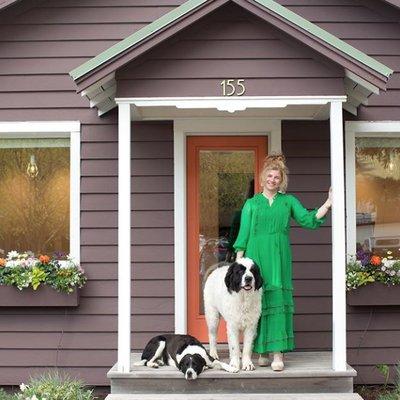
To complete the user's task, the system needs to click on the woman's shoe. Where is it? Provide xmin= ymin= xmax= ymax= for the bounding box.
xmin=258 ymin=353 xmax=270 ymax=367
xmin=271 ymin=352 xmax=284 ymax=371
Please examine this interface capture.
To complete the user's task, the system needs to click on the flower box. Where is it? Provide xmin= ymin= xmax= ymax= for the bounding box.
xmin=0 ymin=285 xmax=79 ymax=307
xmin=347 ymin=282 xmax=400 ymax=306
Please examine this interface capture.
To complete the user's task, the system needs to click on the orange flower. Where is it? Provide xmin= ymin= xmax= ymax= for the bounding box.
xmin=370 ymin=255 xmax=381 ymax=266
xmin=0 ymin=258 xmax=5 ymax=267
xmin=39 ymin=255 xmax=50 ymax=264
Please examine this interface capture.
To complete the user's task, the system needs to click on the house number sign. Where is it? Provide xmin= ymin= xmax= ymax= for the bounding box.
xmin=220 ymin=79 xmax=246 ymax=96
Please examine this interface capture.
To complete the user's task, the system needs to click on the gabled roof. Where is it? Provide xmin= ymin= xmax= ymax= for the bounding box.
xmin=69 ymin=0 xmax=394 ymax=116
xmin=0 ymin=0 xmax=21 ymax=11
xmin=382 ymin=0 xmax=400 ymax=9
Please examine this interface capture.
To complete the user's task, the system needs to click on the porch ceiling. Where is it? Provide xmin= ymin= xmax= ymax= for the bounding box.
xmin=116 ymin=96 xmax=345 ymax=121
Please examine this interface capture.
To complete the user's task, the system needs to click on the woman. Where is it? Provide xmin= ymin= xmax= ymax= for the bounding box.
xmin=233 ymin=154 xmax=331 ymax=371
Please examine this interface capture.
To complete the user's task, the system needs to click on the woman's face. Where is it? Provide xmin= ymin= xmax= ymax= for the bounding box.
xmin=263 ymin=169 xmax=282 ymax=192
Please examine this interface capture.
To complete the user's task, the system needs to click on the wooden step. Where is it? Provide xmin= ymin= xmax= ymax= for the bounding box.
xmin=106 ymin=394 xmax=363 ymax=400
xmin=108 ymin=352 xmax=356 ymax=395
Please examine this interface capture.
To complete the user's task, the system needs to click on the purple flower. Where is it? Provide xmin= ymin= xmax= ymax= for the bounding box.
xmin=356 ymin=250 xmax=370 ymax=266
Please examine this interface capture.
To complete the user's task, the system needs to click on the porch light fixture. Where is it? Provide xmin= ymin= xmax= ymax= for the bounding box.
xmin=26 ymin=154 xmax=39 ymax=178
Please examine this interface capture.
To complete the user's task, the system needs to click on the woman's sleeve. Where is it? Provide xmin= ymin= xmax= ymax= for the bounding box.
xmin=290 ymin=195 xmax=326 ymax=230
xmin=233 ymin=199 xmax=252 ymax=251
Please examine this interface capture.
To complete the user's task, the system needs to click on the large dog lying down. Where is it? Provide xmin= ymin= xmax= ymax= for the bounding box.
xmin=204 ymin=257 xmax=263 ymax=371
xmin=134 ymin=334 xmax=239 ymax=380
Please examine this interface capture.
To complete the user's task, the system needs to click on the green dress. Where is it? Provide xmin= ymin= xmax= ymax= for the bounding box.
xmin=233 ymin=192 xmax=326 ymax=354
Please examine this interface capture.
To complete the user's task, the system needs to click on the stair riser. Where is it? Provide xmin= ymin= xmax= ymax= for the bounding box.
xmin=110 ymin=377 xmax=354 ymax=394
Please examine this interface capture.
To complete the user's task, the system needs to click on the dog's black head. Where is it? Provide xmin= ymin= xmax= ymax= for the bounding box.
xmin=178 ymin=354 xmax=206 ymax=380
xmin=224 ymin=258 xmax=263 ymax=294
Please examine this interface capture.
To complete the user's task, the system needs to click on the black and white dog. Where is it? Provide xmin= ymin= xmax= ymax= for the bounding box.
xmin=204 ymin=257 xmax=263 ymax=371
xmin=134 ymin=334 xmax=239 ymax=380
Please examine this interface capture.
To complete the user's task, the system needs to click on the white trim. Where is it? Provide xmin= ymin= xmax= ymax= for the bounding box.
xmin=345 ymin=121 xmax=400 ymax=257
xmin=173 ymin=118 xmax=281 ymax=334
xmin=117 ymin=103 xmax=132 ymax=373
xmin=330 ymin=102 xmax=347 ymax=372
xmin=116 ymin=96 xmax=347 ymax=108
xmin=0 ymin=121 xmax=81 ymax=263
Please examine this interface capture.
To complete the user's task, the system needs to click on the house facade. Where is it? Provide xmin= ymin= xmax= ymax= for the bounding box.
xmin=0 ymin=0 xmax=399 ymax=388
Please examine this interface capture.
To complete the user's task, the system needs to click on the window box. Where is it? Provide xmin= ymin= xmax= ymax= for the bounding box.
xmin=347 ymin=282 xmax=400 ymax=306
xmin=0 ymin=285 xmax=79 ymax=307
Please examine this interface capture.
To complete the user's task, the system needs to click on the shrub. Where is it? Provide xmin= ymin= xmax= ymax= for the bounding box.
xmin=15 ymin=371 xmax=95 ymax=400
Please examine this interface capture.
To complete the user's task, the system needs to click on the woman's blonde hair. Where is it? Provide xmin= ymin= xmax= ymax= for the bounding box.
xmin=259 ymin=153 xmax=289 ymax=193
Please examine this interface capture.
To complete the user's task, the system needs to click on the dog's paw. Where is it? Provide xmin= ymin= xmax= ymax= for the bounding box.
xmin=209 ymin=349 xmax=219 ymax=360
xmin=242 ymin=359 xmax=256 ymax=371
xmin=226 ymin=364 xmax=240 ymax=373
xmin=156 ymin=359 xmax=165 ymax=366
xmin=146 ymin=362 xmax=159 ymax=368
xmin=229 ymin=358 xmax=240 ymax=370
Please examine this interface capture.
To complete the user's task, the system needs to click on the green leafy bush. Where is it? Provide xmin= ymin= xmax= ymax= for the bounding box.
xmin=0 ymin=251 xmax=86 ymax=293
xmin=0 ymin=388 xmax=11 ymax=400
xmin=15 ymin=371 xmax=95 ymax=400
xmin=377 ymin=362 xmax=400 ymax=400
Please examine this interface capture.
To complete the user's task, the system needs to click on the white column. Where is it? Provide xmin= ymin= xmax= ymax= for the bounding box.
xmin=118 ymin=102 xmax=131 ymax=372
xmin=330 ymin=101 xmax=347 ymax=371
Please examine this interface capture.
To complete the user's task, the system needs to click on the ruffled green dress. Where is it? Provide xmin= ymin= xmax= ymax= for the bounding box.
xmin=233 ymin=192 xmax=326 ymax=354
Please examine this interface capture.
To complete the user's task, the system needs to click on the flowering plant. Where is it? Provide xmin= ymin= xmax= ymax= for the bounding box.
xmin=346 ymin=250 xmax=400 ymax=291
xmin=0 ymin=251 xmax=86 ymax=293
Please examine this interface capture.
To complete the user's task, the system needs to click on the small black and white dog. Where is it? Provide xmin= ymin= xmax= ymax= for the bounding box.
xmin=204 ymin=257 xmax=263 ymax=371
xmin=134 ymin=334 xmax=239 ymax=380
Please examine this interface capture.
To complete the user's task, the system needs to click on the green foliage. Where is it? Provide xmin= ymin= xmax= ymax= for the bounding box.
xmin=31 ymin=267 xmax=47 ymax=290
xmin=15 ymin=371 xmax=95 ymax=400
xmin=0 ymin=252 xmax=86 ymax=293
xmin=346 ymin=255 xmax=400 ymax=291
xmin=0 ymin=389 xmax=12 ymax=400
xmin=377 ymin=363 xmax=400 ymax=400
xmin=376 ymin=363 xmax=391 ymax=388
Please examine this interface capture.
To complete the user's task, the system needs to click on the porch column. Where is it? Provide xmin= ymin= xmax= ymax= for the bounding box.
xmin=330 ymin=100 xmax=347 ymax=371
xmin=118 ymin=102 xmax=131 ymax=372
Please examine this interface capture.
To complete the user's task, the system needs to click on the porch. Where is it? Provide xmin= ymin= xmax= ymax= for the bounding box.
xmin=106 ymin=351 xmax=361 ymax=399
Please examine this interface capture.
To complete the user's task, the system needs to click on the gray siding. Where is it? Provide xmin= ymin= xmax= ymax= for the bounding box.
xmin=0 ymin=0 xmax=399 ymax=387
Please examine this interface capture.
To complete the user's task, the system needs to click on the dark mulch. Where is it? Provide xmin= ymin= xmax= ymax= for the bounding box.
xmin=355 ymin=385 xmax=396 ymax=400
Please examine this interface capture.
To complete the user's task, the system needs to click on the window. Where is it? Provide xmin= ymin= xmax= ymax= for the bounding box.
xmin=346 ymin=122 xmax=400 ymax=259
xmin=0 ymin=122 xmax=80 ymax=260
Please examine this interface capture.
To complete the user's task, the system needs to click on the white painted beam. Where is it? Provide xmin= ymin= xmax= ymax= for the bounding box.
xmin=118 ymin=103 xmax=132 ymax=373
xmin=330 ymin=101 xmax=347 ymax=372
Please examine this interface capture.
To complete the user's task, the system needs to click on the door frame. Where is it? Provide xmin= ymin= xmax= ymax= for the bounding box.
xmin=173 ymin=118 xmax=282 ymax=334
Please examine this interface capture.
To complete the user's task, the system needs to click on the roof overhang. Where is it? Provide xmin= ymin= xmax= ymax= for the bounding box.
xmin=70 ymin=0 xmax=394 ymax=117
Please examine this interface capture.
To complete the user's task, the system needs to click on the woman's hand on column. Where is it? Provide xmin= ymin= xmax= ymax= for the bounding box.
xmin=316 ymin=187 xmax=332 ymax=220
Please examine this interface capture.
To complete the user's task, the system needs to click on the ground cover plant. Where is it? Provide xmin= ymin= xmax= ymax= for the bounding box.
xmin=0 ymin=372 xmax=96 ymax=400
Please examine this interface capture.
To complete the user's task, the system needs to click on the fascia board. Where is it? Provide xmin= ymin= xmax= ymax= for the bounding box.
xmin=252 ymin=0 xmax=393 ymax=79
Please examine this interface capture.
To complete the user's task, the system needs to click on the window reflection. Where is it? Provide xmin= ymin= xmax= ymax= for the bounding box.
xmin=356 ymin=138 xmax=400 ymax=259
xmin=198 ymin=150 xmax=255 ymax=313
xmin=0 ymin=140 xmax=70 ymax=255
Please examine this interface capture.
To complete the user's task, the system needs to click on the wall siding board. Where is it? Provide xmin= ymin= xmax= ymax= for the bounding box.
xmin=0 ymin=0 xmax=399 ymax=387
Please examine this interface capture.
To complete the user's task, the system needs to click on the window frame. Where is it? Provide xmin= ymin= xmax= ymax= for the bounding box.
xmin=0 ymin=121 xmax=81 ymax=262
xmin=345 ymin=121 xmax=400 ymax=259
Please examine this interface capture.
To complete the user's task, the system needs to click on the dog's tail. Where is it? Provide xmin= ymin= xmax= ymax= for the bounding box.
xmin=133 ymin=359 xmax=147 ymax=366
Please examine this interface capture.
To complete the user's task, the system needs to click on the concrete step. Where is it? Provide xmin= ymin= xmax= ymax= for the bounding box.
xmin=108 ymin=352 xmax=356 ymax=395
xmin=106 ymin=393 xmax=363 ymax=400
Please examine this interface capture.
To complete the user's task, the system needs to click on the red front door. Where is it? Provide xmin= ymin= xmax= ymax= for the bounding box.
xmin=187 ymin=135 xmax=267 ymax=342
